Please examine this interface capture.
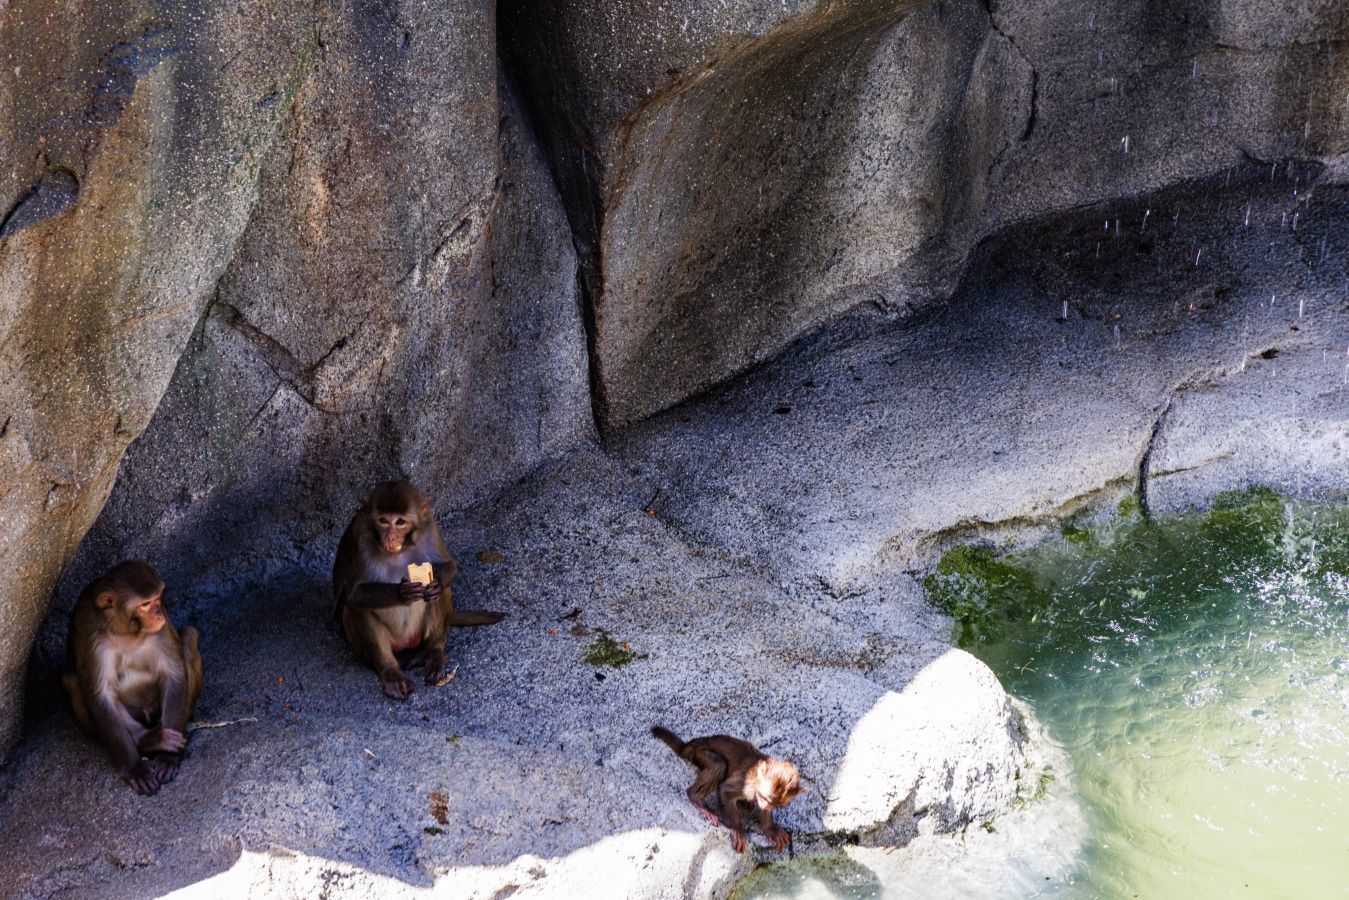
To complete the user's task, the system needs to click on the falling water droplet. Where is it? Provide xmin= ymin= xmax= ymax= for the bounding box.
xmin=1195 ymin=248 xmax=1203 ymax=265
xmin=1141 ymin=209 xmax=1151 ymax=232
xmin=1292 ymin=212 xmax=1300 ymax=231
xmin=1191 ymin=60 xmax=1198 ymax=79
xmin=1244 ymin=204 xmax=1251 ymax=227
xmin=1062 ymin=300 xmax=1069 ymax=320
xmin=1120 ymin=135 xmax=1130 ymax=154
xmin=1299 ymin=298 xmax=1305 ymax=318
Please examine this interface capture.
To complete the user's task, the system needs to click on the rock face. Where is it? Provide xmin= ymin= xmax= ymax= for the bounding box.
xmin=0 ymin=0 xmax=313 ymax=753
xmin=502 ymin=0 xmax=1348 ymax=427
xmin=57 ymin=31 xmax=593 ymax=603
xmin=1 ymin=0 xmax=1348 ymax=894
xmin=3 ymin=170 xmax=1346 ymax=898
xmin=3 ymin=0 xmax=594 ymax=753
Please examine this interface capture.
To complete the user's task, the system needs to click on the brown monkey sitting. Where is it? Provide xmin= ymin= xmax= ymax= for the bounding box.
xmin=333 ymin=480 xmax=502 ymax=700
xmin=652 ymin=726 xmax=802 ymax=853
xmin=63 ymin=561 xmax=203 ymax=796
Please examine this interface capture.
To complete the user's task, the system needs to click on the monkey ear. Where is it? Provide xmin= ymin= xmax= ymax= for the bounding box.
xmin=96 ymin=591 xmax=118 ymax=611
xmin=419 ymin=498 xmax=431 ymax=518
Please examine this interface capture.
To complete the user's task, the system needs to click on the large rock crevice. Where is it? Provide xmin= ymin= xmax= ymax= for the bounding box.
xmin=49 ymin=3 xmax=595 ymax=640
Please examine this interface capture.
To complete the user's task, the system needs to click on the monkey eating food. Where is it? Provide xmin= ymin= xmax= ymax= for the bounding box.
xmin=651 ymin=725 xmax=802 ymax=853
xmin=333 ymin=479 xmax=503 ymax=699
xmin=63 ymin=561 xmax=203 ymax=796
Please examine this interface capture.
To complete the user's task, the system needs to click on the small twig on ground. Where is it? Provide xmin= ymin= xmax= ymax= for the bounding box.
xmin=188 ymin=717 xmax=258 ymax=732
xmin=435 ymin=665 xmax=460 ymax=687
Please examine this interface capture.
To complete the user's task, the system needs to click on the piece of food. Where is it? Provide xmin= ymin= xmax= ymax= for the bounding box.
xmin=407 ymin=562 xmax=434 ymax=585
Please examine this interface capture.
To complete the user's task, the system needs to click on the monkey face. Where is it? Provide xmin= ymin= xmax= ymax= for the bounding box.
xmin=373 ymin=512 xmax=415 ymax=553
xmin=755 ymin=760 xmax=803 ymax=809
xmin=131 ymin=590 xmax=168 ymax=634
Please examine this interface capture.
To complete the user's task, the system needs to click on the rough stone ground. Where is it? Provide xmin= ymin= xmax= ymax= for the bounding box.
xmin=1 ymin=169 xmax=1346 ymax=898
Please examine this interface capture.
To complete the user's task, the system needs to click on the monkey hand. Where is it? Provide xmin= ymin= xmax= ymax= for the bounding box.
xmin=398 ymin=578 xmax=422 ymax=604
xmin=767 ymin=826 xmax=791 ymax=852
xmin=124 ymin=760 xmax=161 ymax=796
xmin=729 ymin=829 xmax=747 ymax=854
xmin=149 ymin=753 xmax=182 ymax=786
xmin=421 ymin=579 xmax=442 ymax=603
xmin=139 ymin=726 xmax=187 ymax=755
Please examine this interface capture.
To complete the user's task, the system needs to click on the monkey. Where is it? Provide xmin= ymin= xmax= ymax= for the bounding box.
xmin=333 ymin=479 xmax=503 ymax=700
xmin=651 ymin=726 xmax=802 ymax=853
xmin=63 ymin=561 xmax=203 ymax=796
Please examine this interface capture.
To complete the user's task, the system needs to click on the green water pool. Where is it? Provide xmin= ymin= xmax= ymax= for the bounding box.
xmin=739 ymin=489 xmax=1349 ymax=898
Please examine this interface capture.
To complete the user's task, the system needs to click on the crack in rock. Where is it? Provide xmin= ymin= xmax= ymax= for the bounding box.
xmin=0 ymin=169 xmax=79 ymax=239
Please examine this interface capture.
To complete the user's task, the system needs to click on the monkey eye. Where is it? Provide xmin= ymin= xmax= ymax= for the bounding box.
xmin=395 ymin=517 xmax=406 ymax=526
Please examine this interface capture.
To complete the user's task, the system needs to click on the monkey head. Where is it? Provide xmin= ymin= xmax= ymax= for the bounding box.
xmin=95 ymin=560 xmax=168 ymax=635
xmin=365 ymin=480 xmax=432 ymax=554
xmin=751 ymin=758 xmax=803 ymax=811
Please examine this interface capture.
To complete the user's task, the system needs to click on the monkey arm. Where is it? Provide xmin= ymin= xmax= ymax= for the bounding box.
xmin=756 ymin=805 xmax=790 ymax=850
xmin=86 ymin=687 xmax=144 ymax=773
xmin=719 ymin=796 xmax=749 ymax=853
xmin=158 ymin=656 xmax=192 ymax=735
xmin=717 ymin=783 xmax=748 ymax=831
xmin=432 ymin=559 xmax=457 ymax=583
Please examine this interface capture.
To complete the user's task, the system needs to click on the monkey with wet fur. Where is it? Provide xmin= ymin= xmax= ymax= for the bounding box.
xmin=651 ymin=726 xmax=802 ymax=853
xmin=64 ymin=561 xmax=203 ymax=796
xmin=333 ymin=480 xmax=503 ymax=700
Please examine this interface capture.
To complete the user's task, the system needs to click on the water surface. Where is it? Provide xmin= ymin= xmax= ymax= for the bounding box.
xmin=738 ymin=491 xmax=1349 ymax=898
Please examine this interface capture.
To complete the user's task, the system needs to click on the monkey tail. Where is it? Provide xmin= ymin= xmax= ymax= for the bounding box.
xmin=449 ymin=610 xmax=505 ymax=626
xmin=650 ymin=725 xmax=686 ymax=757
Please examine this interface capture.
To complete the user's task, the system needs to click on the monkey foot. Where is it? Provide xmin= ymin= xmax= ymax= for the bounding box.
xmin=380 ymin=670 xmax=416 ymax=700
xmin=125 ymin=763 xmax=161 ymax=797
xmin=149 ymin=754 xmax=181 ymax=786
xmin=730 ymin=830 xmax=747 ymax=854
